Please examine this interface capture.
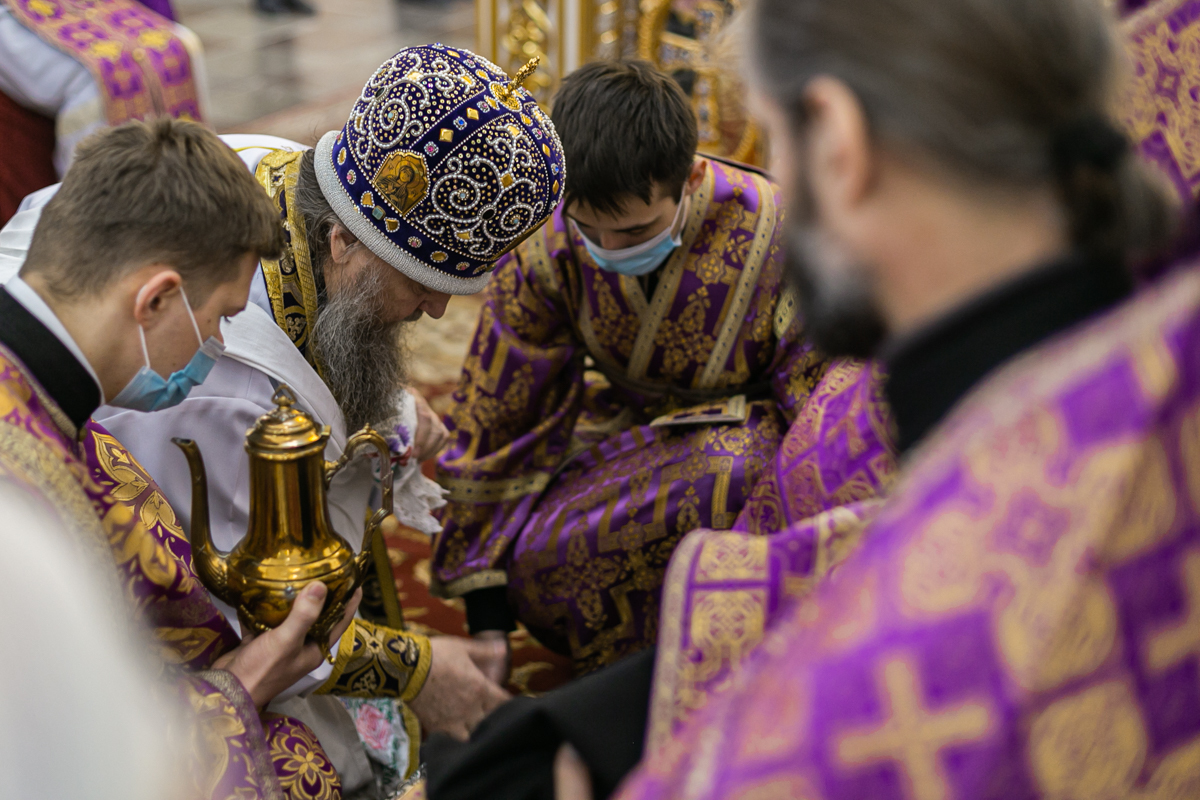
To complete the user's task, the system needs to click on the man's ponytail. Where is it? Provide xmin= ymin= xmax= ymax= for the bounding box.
xmin=1052 ymin=114 xmax=1175 ymax=263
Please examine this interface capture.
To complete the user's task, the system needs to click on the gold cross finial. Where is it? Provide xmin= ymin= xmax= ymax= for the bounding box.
xmin=495 ymin=57 xmax=540 ymax=107
xmin=512 ymin=56 xmax=540 ymax=90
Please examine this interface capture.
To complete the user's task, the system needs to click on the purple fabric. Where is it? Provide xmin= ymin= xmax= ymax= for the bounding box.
xmin=733 ymin=358 xmax=897 ymax=536
xmin=1119 ymin=0 xmax=1200 ymax=205
xmin=642 ymin=359 xmax=898 ymax=736
xmin=6 ymin=0 xmax=199 ymax=124
xmin=435 ymin=160 xmax=839 ymax=672
xmin=617 ymin=262 xmax=1200 ymax=800
xmin=134 ymin=0 xmax=175 ymax=22
xmin=648 ymin=498 xmax=888 ymax=744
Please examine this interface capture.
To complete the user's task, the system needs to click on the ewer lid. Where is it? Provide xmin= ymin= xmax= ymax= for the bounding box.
xmin=245 ymin=385 xmax=328 ymax=454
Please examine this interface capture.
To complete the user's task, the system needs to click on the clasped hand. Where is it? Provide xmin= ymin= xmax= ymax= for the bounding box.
xmin=211 ymin=569 xmax=512 ymax=741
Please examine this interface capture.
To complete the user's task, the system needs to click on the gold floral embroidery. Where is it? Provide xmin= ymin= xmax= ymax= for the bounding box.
xmin=592 ymin=274 xmax=640 ymax=359
xmin=655 ymin=290 xmax=716 ymax=380
xmin=268 ymin=725 xmax=341 ymax=800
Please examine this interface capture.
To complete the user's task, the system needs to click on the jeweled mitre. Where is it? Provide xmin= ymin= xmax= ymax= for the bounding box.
xmin=315 ymin=43 xmax=566 ymax=294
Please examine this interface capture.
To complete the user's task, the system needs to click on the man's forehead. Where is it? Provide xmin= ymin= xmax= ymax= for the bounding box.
xmin=566 ymin=190 xmax=673 ymax=229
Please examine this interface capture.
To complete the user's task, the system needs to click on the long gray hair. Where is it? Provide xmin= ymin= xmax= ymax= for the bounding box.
xmin=748 ymin=0 xmax=1174 ymax=264
xmin=293 ymin=147 xmax=409 ymax=432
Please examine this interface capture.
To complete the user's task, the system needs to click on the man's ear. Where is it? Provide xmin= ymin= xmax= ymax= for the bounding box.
xmin=329 ymin=223 xmax=359 ymax=267
xmin=131 ymin=267 xmax=183 ymax=328
xmin=802 ymin=76 xmax=874 ymax=219
xmin=685 ymin=158 xmax=708 ymax=196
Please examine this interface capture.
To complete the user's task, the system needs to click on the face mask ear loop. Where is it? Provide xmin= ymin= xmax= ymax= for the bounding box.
xmin=670 ymin=187 xmax=690 ymax=240
xmin=136 ymin=323 xmax=151 ymax=368
xmin=179 ymin=285 xmax=204 ymax=347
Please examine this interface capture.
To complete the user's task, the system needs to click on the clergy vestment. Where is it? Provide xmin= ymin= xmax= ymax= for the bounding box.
xmin=613 ymin=245 xmax=1200 ymax=799
xmin=0 ymin=285 xmax=438 ymax=799
xmin=419 ymin=358 xmax=897 ymax=800
xmin=433 ymin=158 xmax=894 ymax=673
xmin=731 ymin=357 xmax=896 ymax=537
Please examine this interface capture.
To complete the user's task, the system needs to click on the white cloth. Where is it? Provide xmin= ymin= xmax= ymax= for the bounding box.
xmin=4 ymin=275 xmax=103 ymax=399
xmin=0 ymin=4 xmax=210 ymax=176
xmin=0 ymin=480 xmax=178 ymax=800
xmin=0 ymin=133 xmax=448 ymax=701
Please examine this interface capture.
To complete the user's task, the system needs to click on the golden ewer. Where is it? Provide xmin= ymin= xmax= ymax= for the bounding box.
xmin=172 ymin=385 xmax=394 ymax=656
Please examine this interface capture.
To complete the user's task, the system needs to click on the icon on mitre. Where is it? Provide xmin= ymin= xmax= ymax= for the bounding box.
xmin=374 ymin=151 xmax=428 ymax=216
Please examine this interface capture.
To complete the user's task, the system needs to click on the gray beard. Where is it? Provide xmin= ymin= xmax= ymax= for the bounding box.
xmin=309 ymin=264 xmax=410 ymax=434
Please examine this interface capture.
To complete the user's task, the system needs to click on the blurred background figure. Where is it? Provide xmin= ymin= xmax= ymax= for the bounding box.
xmin=0 ymin=0 xmax=207 ymax=225
xmin=254 ymin=0 xmax=314 ymax=22
xmin=0 ymin=478 xmax=178 ymax=800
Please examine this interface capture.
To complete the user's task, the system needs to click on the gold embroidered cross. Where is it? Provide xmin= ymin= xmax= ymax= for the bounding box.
xmin=1146 ymin=549 xmax=1200 ymax=673
xmin=836 ymin=656 xmax=993 ymax=800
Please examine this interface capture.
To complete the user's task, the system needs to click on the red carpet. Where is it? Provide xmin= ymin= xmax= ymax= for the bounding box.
xmin=384 ymin=519 xmax=574 ymax=696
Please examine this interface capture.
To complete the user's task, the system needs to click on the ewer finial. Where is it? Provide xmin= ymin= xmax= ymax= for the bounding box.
xmin=272 ymin=384 xmax=297 ymax=408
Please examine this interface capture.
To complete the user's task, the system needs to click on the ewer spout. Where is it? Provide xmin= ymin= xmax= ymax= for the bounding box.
xmin=172 ymin=438 xmax=232 ymax=603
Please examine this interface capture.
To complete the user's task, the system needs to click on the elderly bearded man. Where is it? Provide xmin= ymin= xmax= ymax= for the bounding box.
xmin=2 ymin=43 xmax=567 ymax=798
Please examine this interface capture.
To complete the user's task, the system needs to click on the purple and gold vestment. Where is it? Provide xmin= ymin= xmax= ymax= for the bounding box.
xmin=0 ymin=344 xmax=431 ymax=800
xmin=645 ymin=358 xmax=897 ymax=737
xmin=433 ymin=158 xmax=895 ymax=672
xmin=617 ymin=258 xmax=1200 ymax=800
xmin=630 ymin=0 xmax=1200 ymax=772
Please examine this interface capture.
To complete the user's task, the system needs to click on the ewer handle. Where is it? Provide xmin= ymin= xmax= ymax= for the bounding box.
xmin=325 ymin=426 xmax=396 ymax=552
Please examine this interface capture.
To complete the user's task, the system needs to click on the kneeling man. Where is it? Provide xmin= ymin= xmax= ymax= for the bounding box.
xmin=433 ymin=60 xmax=894 ymax=674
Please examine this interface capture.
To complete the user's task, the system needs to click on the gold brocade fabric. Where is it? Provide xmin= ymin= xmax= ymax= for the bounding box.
xmin=254 ymin=149 xmax=326 ymax=379
xmin=1121 ymin=0 xmax=1200 ymax=202
xmin=648 ymin=499 xmax=885 ymax=745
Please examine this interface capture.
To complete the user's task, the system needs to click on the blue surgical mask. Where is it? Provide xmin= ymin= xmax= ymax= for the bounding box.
xmin=109 ymin=286 xmax=226 ymax=412
xmin=576 ymin=193 xmax=690 ymax=276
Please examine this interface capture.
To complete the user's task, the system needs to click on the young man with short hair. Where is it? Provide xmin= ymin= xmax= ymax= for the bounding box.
xmin=0 ymin=116 xmax=358 ymax=798
xmin=433 ymin=59 xmax=895 ymax=675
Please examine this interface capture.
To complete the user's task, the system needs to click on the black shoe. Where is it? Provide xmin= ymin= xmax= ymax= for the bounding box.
xmin=254 ymin=0 xmax=288 ymax=14
xmin=282 ymin=0 xmax=316 ymax=14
